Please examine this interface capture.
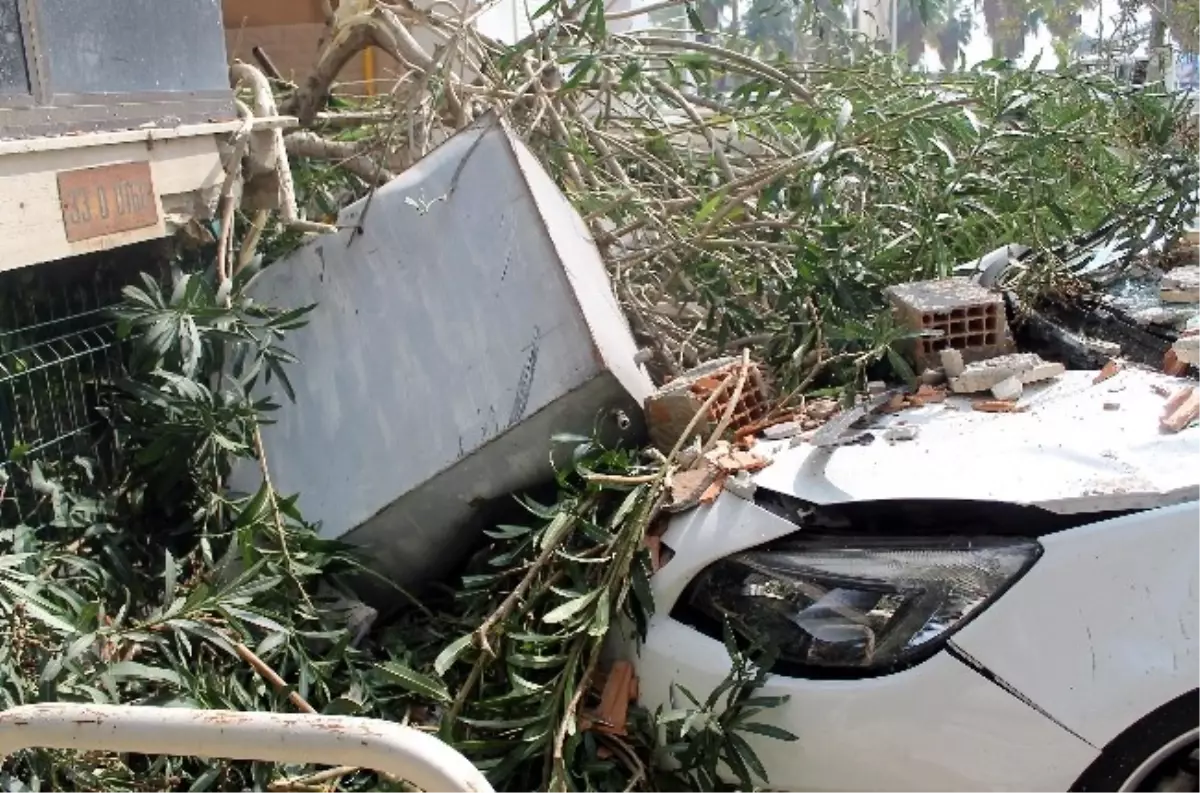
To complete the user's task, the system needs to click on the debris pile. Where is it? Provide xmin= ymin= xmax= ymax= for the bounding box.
xmin=941 ymin=351 xmax=1066 ymax=396
xmin=2 ymin=3 xmax=1198 ymax=791
xmin=1160 ymin=264 xmax=1200 ymax=304
xmin=646 ymin=357 xmax=771 ymax=454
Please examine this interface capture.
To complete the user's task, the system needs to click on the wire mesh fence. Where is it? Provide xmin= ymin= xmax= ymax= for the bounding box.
xmin=0 ymin=243 xmax=166 ymax=505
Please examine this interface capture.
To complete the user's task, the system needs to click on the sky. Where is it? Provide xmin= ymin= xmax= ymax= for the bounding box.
xmin=473 ymin=0 xmax=1154 ymax=72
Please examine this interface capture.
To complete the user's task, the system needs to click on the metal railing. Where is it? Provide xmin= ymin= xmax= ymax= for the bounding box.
xmin=0 ymin=703 xmax=493 ymax=792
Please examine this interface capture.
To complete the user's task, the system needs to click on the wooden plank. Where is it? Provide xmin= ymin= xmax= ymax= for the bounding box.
xmin=57 ymin=162 xmax=159 ymax=243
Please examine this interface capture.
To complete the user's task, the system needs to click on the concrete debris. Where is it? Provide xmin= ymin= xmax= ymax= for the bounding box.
xmin=919 ymin=367 xmax=947 ymax=385
xmin=948 ymin=352 xmax=1065 ymax=394
xmin=883 ymin=424 xmax=919 ymax=442
xmin=1172 ymin=332 xmax=1200 ymax=366
xmin=666 ymin=441 xmax=771 ymax=512
xmin=886 ymin=277 xmax=1016 ymax=372
xmin=1083 ymin=337 xmax=1123 ymax=358
xmin=940 ymin=348 xmax=966 ymax=378
xmin=867 ymin=380 xmax=887 ymax=395
xmin=736 ymin=396 xmax=840 ymax=442
xmin=789 ymin=429 xmax=820 ymax=447
xmin=707 ymin=444 xmax=771 ymax=474
xmin=754 ymin=369 xmax=1197 ymax=514
xmin=1103 ymin=401 xmax=1121 ymax=411
xmin=1161 ymin=265 xmax=1200 ymax=304
xmin=1161 ymin=386 xmax=1199 ymax=433
xmin=761 ymin=421 xmax=802 ymax=440
xmin=723 ymin=470 xmax=758 ymax=499
xmin=990 ymin=375 xmax=1024 ymax=402
xmin=1130 ymin=305 xmax=1197 ymax=328
xmin=676 ymin=435 xmax=703 ymax=469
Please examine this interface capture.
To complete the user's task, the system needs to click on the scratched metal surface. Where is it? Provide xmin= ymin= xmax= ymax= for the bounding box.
xmin=229 ymin=116 xmax=651 ymax=588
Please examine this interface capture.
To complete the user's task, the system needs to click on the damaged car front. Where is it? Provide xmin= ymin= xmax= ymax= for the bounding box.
xmin=624 ymin=368 xmax=1199 ymax=792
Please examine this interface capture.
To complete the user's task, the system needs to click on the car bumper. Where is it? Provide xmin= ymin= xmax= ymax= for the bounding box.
xmin=629 ymin=616 xmax=1099 ymax=791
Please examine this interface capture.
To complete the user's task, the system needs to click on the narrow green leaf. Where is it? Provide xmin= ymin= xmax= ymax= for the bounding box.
xmin=544 ymin=590 xmax=600 ymax=624
xmin=738 ymin=721 xmax=799 ymax=741
xmin=103 ymin=661 xmax=184 ymax=687
xmin=587 ymin=589 xmax=611 ymax=638
xmin=376 ymin=662 xmax=451 ymax=704
xmin=434 ymin=633 xmax=473 ymax=676
xmin=189 ymin=765 xmax=222 ymax=792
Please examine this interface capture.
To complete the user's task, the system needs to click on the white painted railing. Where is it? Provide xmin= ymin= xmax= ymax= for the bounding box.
xmin=0 ymin=703 xmax=492 ymax=792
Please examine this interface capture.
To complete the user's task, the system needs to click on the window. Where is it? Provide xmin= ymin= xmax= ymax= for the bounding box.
xmin=0 ymin=0 xmax=235 ymax=138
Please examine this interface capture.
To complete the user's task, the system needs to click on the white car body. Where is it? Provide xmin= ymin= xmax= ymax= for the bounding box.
xmin=625 ymin=368 xmax=1200 ymax=791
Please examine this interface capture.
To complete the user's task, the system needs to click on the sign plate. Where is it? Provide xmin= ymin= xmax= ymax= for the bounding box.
xmin=57 ymin=161 xmax=159 ymax=243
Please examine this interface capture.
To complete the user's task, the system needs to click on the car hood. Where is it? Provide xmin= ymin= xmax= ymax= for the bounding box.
xmin=751 ymin=368 xmax=1199 ymax=514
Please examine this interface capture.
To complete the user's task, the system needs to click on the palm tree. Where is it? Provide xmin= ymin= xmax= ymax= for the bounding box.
xmin=980 ymin=0 xmax=1029 ymax=60
xmin=743 ymin=0 xmax=801 ymax=55
xmin=893 ymin=0 xmax=973 ymax=68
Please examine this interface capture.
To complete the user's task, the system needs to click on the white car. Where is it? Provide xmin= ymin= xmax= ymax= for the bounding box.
xmin=626 ymin=368 xmax=1199 ymax=791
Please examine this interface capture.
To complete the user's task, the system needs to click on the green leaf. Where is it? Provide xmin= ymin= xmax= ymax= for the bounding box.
xmin=163 ymin=550 xmax=178 ymax=607
xmin=694 ymin=193 xmax=724 ymax=224
xmin=189 ymin=765 xmax=222 ymax=792
xmin=727 ymin=731 xmax=770 ymax=784
xmin=377 ymin=662 xmax=451 ymax=704
xmin=586 ymin=590 xmax=611 ymax=637
xmin=836 ymin=98 xmax=853 ymax=133
xmin=234 ymin=483 xmax=272 ymax=530
xmin=507 ymin=651 xmax=567 ymax=670
xmin=543 ymin=589 xmax=600 ymax=624
xmin=103 ymin=661 xmax=184 ymax=687
xmin=458 ymin=713 xmax=546 ymax=730
xmin=483 ymin=524 xmax=533 ymax=540
xmin=324 ymin=695 xmax=364 ymax=715
xmin=434 ymin=633 xmax=474 ymax=676
xmin=886 ymin=346 xmax=917 ymax=386
xmin=738 ymin=721 xmax=798 ymax=741
xmin=538 ymin=505 xmax=576 ymax=550
xmin=608 ymin=484 xmax=645 ymax=528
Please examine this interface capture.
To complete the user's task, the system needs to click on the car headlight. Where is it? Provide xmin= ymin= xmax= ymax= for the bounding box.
xmin=675 ymin=536 xmax=1041 ymax=676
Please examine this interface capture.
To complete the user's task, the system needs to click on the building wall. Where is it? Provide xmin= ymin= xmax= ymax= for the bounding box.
xmin=222 ymin=0 xmax=400 ymax=95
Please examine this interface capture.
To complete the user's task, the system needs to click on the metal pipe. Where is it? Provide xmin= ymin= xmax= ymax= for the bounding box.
xmin=0 ymin=704 xmax=492 ymax=793
xmin=364 ymin=45 xmax=377 ymax=96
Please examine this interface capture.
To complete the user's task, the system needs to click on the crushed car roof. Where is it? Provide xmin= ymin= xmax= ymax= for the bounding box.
xmin=751 ymin=369 xmax=1200 ymax=514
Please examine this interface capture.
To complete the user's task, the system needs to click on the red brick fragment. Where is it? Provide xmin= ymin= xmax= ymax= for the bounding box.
xmin=1094 ymin=360 xmax=1122 ymax=384
xmin=1161 ymin=387 xmax=1198 ymax=433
